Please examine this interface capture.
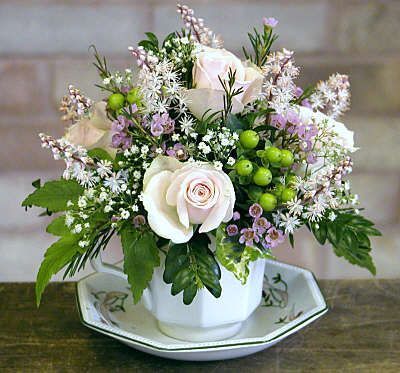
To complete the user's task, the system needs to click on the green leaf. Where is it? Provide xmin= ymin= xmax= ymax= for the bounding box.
xmin=121 ymin=227 xmax=160 ymax=304
xmin=215 ymin=225 xmax=268 ymax=284
xmin=32 ymin=179 xmax=41 ymax=189
xmin=226 ymin=114 xmax=247 ymax=131
xmin=87 ymin=148 xmax=113 ymax=162
xmin=247 ymin=185 xmax=263 ymax=202
xmin=46 ymin=215 xmax=70 ymax=236
xmin=289 ymin=233 xmax=295 ymax=248
xmin=145 ymin=32 xmax=159 ymax=47
xmin=36 ymin=234 xmax=81 ymax=306
xmin=322 ymin=211 xmax=380 ymax=275
xmin=22 ymin=179 xmax=84 ymax=212
xmin=163 ymin=234 xmax=221 ymax=305
xmin=311 ymin=222 xmax=327 ymax=245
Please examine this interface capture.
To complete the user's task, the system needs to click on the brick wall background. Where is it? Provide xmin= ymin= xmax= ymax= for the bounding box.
xmin=0 ymin=0 xmax=399 ymax=281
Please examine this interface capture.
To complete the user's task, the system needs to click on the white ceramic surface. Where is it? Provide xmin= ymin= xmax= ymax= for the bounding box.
xmin=92 ymin=248 xmax=267 ymax=342
xmin=76 ymin=259 xmax=328 ymax=361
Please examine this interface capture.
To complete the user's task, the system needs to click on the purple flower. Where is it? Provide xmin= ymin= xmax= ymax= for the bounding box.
xmin=150 ymin=121 xmax=163 ymax=137
xmin=263 ymin=17 xmax=279 ymax=28
xmin=233 ymin=211 xmax=241 ymax=221
xmin=301 ymin=99 xmax=312 ymax=108
xmin=253 ymin=217 xmax=271 ymax=235
xmin=306 ymin=152 xmax=317 ymax=164
xmin=131 ymin=103 xmax=138 ymax=113
xmin=226 ymin=224 xmax=239 ymax=236
xmin=166 ymin=143 xmax=188 ymax=160
xmin=249 ymin=203 xmax=263 ymax=218
xmin=112 ymin=116 xmax=128 ymax=132
xmin=300 ymin=140 xmax=312 ymax=152
xmin=298 ymin=124 xmax=318 ymax=141
xmin=286 ymin=110 xmax=300 ymax=125
xmin=270 ymin=114 xmax=287 ymax=129
xmin=133 ymin=215 xmax=146 ymax=227
xmin=239 ymin=228 xmax=260 ymax=247
xmin=111 ymin=133 xmax=124 ymax=148
xmin=294 ymin=86 xmax=304 ymax=98
xmin=150 ymin=113 xmax=175 ymax=137
xmin=263 ymin=227 xmax=285 ymax=249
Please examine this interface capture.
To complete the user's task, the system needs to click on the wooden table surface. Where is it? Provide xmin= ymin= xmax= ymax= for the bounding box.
xmin=0 ymin=280 xmax=399 ymax=372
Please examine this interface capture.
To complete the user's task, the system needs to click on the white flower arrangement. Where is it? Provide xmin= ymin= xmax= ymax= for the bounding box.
xmin=23 ymin=4 xmax=380 ymax=306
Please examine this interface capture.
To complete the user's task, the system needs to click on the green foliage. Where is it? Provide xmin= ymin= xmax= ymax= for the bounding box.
xmin=120 ymin=226 xmax=160 ymax=304
xmin=163 ymin=234 xmax=222 ymax=305
xmin=243 ymin=27 xmax=278 ymax=67
xmin=46 ymin=216 xmax=69 ymax=236
xmin=22 ymin=179 xmax=84 ymax=213
xmin=310 ymin=211 xmax=381 ymax=275
xmin=218 ymin=68 xmax=244 ymax=121
xmin=138 ymin=32 xmax=159 ymax=52
xmin=87 ymin=148 xmax=113 ymax=162
xmin=36 ymin=233 xmax=81 ymax=306
xmin=226 ymin=114 xmax=247 ymax=131
xmin=215 ymin=225 xmax=272 ymax=284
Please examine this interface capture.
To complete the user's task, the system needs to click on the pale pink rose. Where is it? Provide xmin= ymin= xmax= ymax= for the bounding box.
xmin=186 ymin=46 xmax=264 ymax=119
xmin=64 ymin=102 xmax=116 ymax=157
xmin=142 ymin=156 xmax=235 ymax=243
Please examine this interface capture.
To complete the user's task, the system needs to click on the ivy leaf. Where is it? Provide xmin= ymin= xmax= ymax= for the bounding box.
xmin=87 ymin=148 xmax=113 ymax=162
xmin=121 ymin=227 xmax=160 ymax=304
xmin=36 ymin=234 xmax=81 ymax=306
xmin=215 ymin=224 xmax=270 ymax=284
xmin=46 ymin=216 xmax=70 ymax=236
xmin=22 ymin=179 xmax=84 ymax=212
xmin=163 ymin=234 xmax=222 ymax=305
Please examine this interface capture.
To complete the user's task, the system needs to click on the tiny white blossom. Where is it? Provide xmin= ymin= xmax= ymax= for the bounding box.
xmin=104 ymin=205 xmax=113 ymax=213
xmin=172 ymin=134 xmax=180 ymax=141
xmin=213 ymin=161 xmax=223 ymax=170
xmin=328 ymin=211 xmax=337 ymax=221
xmin=77 ymin=196 xmax=87 ymax=208
xmin=141 ymin=145 xmax=149 ymax=155
xmin=78 ymin=240 xmax=89 ymax=248
xmin=120 ymin=209 xmax=130 ymax=219
xmin=65 ymin=214 xmax=74 ymax=227
xmin=72 ymin=224 xmax=82 ymax=234
xmin=227 ymin=157 xmax=236 ymax=166
xmin=99 ymin=191 xmax=108 ymax=202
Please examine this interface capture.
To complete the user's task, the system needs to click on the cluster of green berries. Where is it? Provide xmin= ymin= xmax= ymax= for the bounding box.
xmin=107 ymin=88 xmax=142 ymax=111
xmin=235 ymin=130 xmax=297 ymax=212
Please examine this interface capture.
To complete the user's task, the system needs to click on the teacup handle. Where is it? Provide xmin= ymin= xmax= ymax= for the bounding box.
xmin=90 ymin=252 xmax=153 ymax=311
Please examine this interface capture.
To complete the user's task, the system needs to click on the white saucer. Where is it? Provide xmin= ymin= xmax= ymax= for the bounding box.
xmin=76 ymin=259 xmax=327 ymax=361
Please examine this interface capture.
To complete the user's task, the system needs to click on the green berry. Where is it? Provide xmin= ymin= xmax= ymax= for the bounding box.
xmin=273 ymin=183 xmax=285 ymax=198
xmin=126 ymin=88 xmax=141 ymax=105
xmin=253 ymin=167 xmax=272 ymax=186
xmin=108 ymin=93 xmax=125 ymax=110
xmin=235 ymin=160 xmax=253 ymax=176
xmin=286 ymin=175 xmax=297 ymax=187
xmin=239 ymin=130 xmax=259 ymax=149
xmin=259 ymin=193 xmax=277 ymax=212
xmin=280 ymin=149 xmax=294 ymax=167
xmin=281 ymin=188 xmax=296 ymax=203
xmin=265 ymin=147 xmax=282 ymax=163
